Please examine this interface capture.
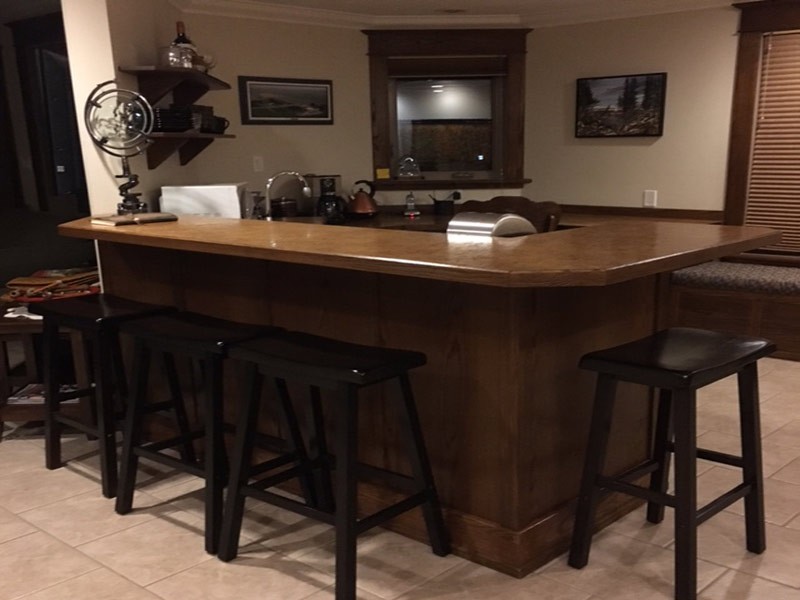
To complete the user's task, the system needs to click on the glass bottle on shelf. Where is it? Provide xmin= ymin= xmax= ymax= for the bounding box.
xmin=166 ymin=21 xmax=197 ymax=69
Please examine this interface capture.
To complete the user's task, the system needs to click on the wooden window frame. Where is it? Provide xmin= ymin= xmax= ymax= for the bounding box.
xmin=363 ymin=29 xmax=531 ymax=191
xmin=726 ymin=0 xmax=800 ymax=227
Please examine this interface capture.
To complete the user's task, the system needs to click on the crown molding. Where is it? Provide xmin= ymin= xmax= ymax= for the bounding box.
xmin=527 ymin=0 xmax=733 ymax=28
xmin=167 ymin=0 xmax=739 ymax=30
xmin=166 ymin=0 xmax=521 ymax=29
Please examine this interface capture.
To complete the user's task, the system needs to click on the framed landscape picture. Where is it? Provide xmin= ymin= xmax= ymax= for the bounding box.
xmin=575 ymin=72 xmax=667 ymax=138
xmin=238 ymin=76 xmax=333 ymax=125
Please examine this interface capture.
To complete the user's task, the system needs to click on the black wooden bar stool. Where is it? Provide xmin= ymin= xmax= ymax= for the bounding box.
xmin=28 ymin=294 xmax=174 ymax=498
xmin=218 ymin=331 xmax=451 ymax=600
xmin=114 ymin=311 xmax=280 ymax=554
xmin=568 ymin=327 xmax=775 ymax=600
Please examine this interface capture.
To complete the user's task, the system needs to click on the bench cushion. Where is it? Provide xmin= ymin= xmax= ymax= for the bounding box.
xmin=671 ymin=261 xmax=800 ymax=295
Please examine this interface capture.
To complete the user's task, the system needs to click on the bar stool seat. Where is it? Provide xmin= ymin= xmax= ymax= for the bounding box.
xmin=569 ymin=327 xmax=775 ymax=600
xmin=27 ymin=294 xmax=174 ymax=498
xmin=114 ymin=311 xmax=280 ymax=554
xmin=218 ymin=331 xmax=451 ymax=600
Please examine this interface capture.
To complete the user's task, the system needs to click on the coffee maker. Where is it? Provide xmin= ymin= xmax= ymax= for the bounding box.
xmin=304 ymin=175 xmax=339 ymax=201
xmin=305 ymin=174 xmax=346 ymax=223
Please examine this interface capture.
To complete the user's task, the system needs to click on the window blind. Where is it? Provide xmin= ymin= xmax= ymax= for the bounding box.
xmin=745 ymin=31 xmax=800 ymax=253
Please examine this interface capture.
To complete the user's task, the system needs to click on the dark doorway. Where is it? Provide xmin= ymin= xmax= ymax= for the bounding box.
xmin=10 ymin=12 xmax=88 ymax=215
xmin=0 ymin=45 xmax=23 ymax=210
xmin=0 ymin=10 xmax=94 ymax=286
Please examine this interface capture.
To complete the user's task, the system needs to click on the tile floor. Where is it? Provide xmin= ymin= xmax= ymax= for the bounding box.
xmin=2 ymin=357 xmax=800 ymax=599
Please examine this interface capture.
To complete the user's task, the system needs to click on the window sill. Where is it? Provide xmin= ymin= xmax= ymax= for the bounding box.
xmin=373 ymin=178 xmax=531 ymax=191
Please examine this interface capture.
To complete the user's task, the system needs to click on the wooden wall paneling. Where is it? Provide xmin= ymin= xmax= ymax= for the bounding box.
xmin=518 ymin=278 xmax=655 ymax=522
xmin=670 ymin=283 xmax=800 ymax=361
xmin=376 ymin=274 xmax=523 ymax=527
xmin=504 ymin=51 xmax=526 ymax=182
xmin=93 ymin=242 xmax=691 ymax=576
xmin=368 ymin=55 xmax=391 ymax=178
xmin=724 ymin=31 xmax=763 ymax=225
xmin=736 ymin=0 xmax=800 ymax=32
xmin=97 ymin=242 xmax=185 ymax=307
xmin=759 ymin=299 xmax=800 ymax=360
xmin=174 ymin=251 xmax=272 ymax=324
xmin=669 ymin=286 xmax=757 ymax=336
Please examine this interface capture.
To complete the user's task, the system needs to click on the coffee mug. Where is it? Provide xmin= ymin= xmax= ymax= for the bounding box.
xmin=216 ymin=117 xmax=229 ymax=132
xmin=204 ymin=116 xmax=229 ymax=134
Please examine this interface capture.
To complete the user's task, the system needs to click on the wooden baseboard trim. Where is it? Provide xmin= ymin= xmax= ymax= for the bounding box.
xmin=561 ymin=205 xmax=723 ymax=221
xmin=357 ymin=481 xmax=643 ymax=577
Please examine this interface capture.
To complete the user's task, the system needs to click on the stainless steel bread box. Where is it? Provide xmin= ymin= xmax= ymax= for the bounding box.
xmin=446 ymin=212 xmax=537 ymax=237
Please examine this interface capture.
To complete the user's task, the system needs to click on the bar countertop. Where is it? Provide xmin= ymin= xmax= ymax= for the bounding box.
xmin=58 ymin=216 xmax=780 ymax=288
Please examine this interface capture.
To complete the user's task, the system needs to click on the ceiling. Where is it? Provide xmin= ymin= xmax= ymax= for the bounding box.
xmin=0 ymin=0 xmax=752 ymax=29
xmin=171 ymin=0 xmax=749 ymax=28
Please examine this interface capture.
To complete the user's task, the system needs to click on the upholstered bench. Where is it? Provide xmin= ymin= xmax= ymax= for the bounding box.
xmin=669 ymin=260 xmax=800 ymax=360
xmin=671 ymin=260 xmax=800 ymax=294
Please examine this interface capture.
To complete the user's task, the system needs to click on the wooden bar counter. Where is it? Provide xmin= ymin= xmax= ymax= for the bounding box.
xmin=59 ymin=216 xmax=779 ymax=576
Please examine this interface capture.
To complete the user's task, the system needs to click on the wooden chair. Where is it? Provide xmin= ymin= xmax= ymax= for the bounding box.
xmin=0 ymin=307 xmax=90 ymax=441
xmin=457 ymin=196 xmax=561 ymax=233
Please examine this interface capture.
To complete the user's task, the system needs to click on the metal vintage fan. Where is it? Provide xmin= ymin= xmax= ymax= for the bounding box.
xmin=84 ymin=80 xmax=154 ymax=215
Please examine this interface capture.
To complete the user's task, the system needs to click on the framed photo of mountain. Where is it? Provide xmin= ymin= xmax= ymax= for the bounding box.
xmin=575 ymin=72 xmax=666 ymax=138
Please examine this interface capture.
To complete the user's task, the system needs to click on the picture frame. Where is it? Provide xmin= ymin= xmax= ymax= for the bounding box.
xmin=575 ymin=72 xmax=667 ymax=138
xmin=238 ymin=76 xmax=333 ymax=125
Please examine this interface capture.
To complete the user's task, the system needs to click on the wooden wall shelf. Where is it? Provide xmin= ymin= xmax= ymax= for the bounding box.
xmin=147 ymin=132 xmax=235 ymax=169
xmin=119 ymin=66 xmax=230 ymax=105
xmin=119 ymin=66 xmax=234 ymax=168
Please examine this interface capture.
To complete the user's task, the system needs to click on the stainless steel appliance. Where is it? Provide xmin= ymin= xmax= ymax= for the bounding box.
xmin=446 ymin=212 xmax=536 ymax=237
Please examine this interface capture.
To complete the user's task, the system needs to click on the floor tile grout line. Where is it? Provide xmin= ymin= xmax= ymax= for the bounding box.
xmin=699 ymin=555 xmax=800 ymax=591
xmin=536 ymin=570 xmax=604 ymax=599
xmin=10 ymin=565 xmax=106 ymax=600
xmin=696 ymin=566 xmax=730 ymax=594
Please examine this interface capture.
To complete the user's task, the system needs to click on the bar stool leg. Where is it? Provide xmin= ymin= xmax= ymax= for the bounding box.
xmin=42 ymin=319 xmax=63 ymax=470
xmin=162 ymin=352 xmax=198 ymax=464
xmin=275 ymin=378 xmax=318 ymax=508
xmin=309 ymin=385 xmax=335 ymax=511
xmin=116 ymin=340 xmax=151 ymax=514
xmin=647 ymin=388 xmax=674 ymax=524
xmin=94 ymin=329 xmax=119 ymax=498
xmin=738 ymin=363 xmax=766 ymax=554
xmin=335 ymin=385 xmax=359 ymax=600
xmin=397 ymin=373 xmax=450 ymax=555
xmin=203 ymin=356 xmax=226 ymax=554
xmin=568 ymin=373 xmax=618 ymax=569
xmin=219 ymin=364 xmax=263 ymax=561
xmin=672 ymin=388 xmax=698 ymax=600
xmin=111 ymin=333 xmax=129 ymax=417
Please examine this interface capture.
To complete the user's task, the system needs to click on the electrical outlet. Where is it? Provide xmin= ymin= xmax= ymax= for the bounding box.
xmin=643 ymin=189 xmax=657 ymax=208
xmin=253 ymin=156 xmax=264 ymax=173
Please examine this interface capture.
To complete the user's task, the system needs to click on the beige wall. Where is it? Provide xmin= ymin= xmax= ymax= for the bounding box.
xmin=62 ymin=0 xmax=120 ymax=215
xmin=64 ymin=4 xmax=741 ymax=214
xmin=179 ymin=14 xmax=374 ymax=204
xmin=63 ymin=0 xmax=184 ymax=215
xmin=525 ymin=7 xmax=739 ymax=210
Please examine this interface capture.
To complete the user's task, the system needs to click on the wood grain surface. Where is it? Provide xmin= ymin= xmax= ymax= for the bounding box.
xmin=59 ymin=216 xmax=779 ymax=288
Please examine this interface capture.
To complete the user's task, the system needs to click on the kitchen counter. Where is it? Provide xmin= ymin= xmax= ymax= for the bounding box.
xmin=58 ymin=216 xmax=778 ymax=576
xmin=59 ymin=216 xmax=777 ymax=287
